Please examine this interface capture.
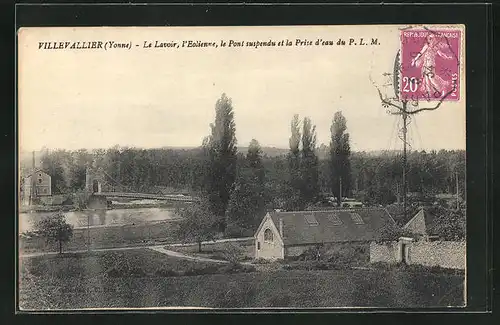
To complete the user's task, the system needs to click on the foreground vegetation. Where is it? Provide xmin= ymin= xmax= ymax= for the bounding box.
xmin=19 ymin=249 xmax=464 ymax=309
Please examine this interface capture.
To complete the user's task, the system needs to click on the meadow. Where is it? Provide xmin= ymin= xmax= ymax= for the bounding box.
xmin=19 ymin=249 xmax=465 ymax=309
xmin=19 ymin=220 xmax=180 ymax=254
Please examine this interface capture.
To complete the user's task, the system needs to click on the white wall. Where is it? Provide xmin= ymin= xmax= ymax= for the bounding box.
xmin=370 ymin=240 xmax=466 ymax=269
xmin=255 ymin=216 xmax=284 ymax=260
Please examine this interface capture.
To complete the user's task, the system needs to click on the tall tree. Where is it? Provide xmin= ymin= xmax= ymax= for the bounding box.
xmin=286 ymin=114 xmax=303 ymax=210
xmin=330 ymin=111 xmax=352 ymax=205
xmin=203 ymin=93 xmax=238 ymax=233
xmin=301 ymin=117 xmax=319 ymax=206
xmin=226 ymin=139 xmax=267 ymax=236
xmin=40 ymin=151 xmax=67 ymax=194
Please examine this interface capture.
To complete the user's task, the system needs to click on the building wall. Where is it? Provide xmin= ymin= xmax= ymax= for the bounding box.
xmin=255 ymin=216 xmax=284 ymax=260
xmin=370 ymin=240 xmax=466 ymax=269
xmin=23 ymin=171 xmax=52 ymax=198
xmin=404 ymin=212 xmax=426 ymax=235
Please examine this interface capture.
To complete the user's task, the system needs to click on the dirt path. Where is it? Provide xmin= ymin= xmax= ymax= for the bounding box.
xmin=20 ymin=238 xmax=255 ymax=266
xmin=147 ymin=246 xmax=230 ymax=264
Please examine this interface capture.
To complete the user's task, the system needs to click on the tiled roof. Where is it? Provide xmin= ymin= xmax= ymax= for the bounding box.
xmin=268 ymin=208 xmax=398 ymax=246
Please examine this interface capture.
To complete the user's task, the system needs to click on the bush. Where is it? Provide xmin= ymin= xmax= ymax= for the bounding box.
xmin=219 ymin=243 xmax=245 ymax=263
xmin=105 ymin=265 xmax=147 ymax=277
xmin=254 ymin=258 xmax=271 ymax=264
xmin=154 ymin=268 xmax=180 ymax=277
xmin=297 ymin=247 xmax=322 ymax=261
xmin=183 ymin=264 xmax=220 ymax=276
xmin=220 ymin=262 xmax=256 ymax=274
xmin=371 ymin=261 xmax=465 ymax=276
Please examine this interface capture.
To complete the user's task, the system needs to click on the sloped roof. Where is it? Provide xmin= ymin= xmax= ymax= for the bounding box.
xmin=268 ymin=208 xmax=398 ymax=246
xmin=385 ymin=204 xmax=421 ymax=227
xmin=404 ymin=208 xmax=439 ymax=236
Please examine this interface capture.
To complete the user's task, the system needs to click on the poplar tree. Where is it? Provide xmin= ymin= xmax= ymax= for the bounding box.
xmin=203 ymin=93 xmax=238 ymax=233
xmin=286 ymin=114 xmax=303 ymax=210
xmin=330 ymin=111 xmax=352 ymax=205
xmin=301 ymin=117 xmax=319 ymax=206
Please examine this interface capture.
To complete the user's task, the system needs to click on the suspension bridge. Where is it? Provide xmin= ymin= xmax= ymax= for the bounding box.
xmin=93 ymin=191 xmax=199 ymax=202
xmin=86 ymin=167 xmax=200 ymax=203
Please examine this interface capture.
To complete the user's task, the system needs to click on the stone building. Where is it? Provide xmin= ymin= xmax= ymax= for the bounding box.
xmin=21 ymin=170 xmax=51 ymax=205
xmin=254 ymin=208 xmax=398 ymax=260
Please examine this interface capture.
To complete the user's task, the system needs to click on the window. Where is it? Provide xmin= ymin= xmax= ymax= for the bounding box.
xmin=264 ymin=229 xmax=273 ymax=242
xmin=304 ymin=214 xmax=319 ymax=226
xmin=350 ymin=213 xmax=365 ymax=225
xmin=38 ymin=178 xmax=42 ymax=184
xmin=38 ymin=173 xmax=42 ymax=177
xmin=257 ymin=242 xmax=261 ymax=250
xmin=328 ymin=213 xmax=343 ymax=225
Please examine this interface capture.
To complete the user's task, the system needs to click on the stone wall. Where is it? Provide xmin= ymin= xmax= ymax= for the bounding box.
xmin=370 ymin=241 xmax=400 ymax=264
xmin=410 ymin=241 xmax=466 ymax=269
xmin=370 ymin=240 xmax=466 ymax=270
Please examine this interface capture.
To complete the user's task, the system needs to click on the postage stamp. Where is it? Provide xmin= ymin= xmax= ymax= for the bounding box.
xmin=400 ymin=27 xmax=461 ymax=102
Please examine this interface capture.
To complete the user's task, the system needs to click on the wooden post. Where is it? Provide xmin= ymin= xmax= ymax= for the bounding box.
xmin=402 ymin=105 xmax=408 ymax=221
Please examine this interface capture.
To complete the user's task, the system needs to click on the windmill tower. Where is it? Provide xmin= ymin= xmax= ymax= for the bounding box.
xmin=372 ymin=49 xmax=455 ymax=220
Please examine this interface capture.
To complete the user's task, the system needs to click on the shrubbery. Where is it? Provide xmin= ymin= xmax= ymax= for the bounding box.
xmin=371 ymin=261 xmax=465 ymax=276
xmin=219 ymin=243 xmax=245 ymax=263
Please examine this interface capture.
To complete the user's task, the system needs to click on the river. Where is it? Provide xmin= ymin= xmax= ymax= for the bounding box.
xmin=19 ymin=207 xmax=179 ymax=233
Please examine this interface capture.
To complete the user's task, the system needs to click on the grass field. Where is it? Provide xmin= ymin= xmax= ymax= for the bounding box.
xmin=19 ymin=221 xmax=181 ymax=254
xmin=19 ymin=249 xmax=465 ymax=309
xmin=166 ymin=239 xmax=255 ymax=261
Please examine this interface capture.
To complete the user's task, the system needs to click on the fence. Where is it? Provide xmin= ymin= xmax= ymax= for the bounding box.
xmin=370 ymin=240 xmax=466 ymax=270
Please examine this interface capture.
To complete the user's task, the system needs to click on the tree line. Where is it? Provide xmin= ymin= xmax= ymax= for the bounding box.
xmin=24 ymin=93 xmax=465 ymax=238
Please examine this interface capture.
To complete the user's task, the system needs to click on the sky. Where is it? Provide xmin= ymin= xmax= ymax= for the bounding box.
xmin=18 ymin=25 xmax=466 ymax=153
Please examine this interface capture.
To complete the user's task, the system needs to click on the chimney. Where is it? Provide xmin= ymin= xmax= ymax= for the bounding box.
xmin=279 ymin=218 xmax=284 ymax=238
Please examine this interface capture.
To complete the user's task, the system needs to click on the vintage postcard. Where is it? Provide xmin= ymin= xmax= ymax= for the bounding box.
xmin=18 ymin=25 xmax=466 ymax=310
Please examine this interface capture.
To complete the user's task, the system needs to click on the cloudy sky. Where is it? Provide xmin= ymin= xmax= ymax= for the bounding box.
xmin=18 ymin=25 xmax=465 ymax=152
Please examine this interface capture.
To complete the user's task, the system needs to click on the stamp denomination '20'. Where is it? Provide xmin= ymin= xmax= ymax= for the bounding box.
xmin=400 ymin=28 xmax=461 ymax=102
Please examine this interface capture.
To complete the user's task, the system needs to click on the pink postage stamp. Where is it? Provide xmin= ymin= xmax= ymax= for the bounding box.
xmin=400 ymin=27 xmax=461 ymax=102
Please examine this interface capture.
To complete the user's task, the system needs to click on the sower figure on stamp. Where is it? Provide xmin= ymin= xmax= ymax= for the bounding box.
xmin=411 ymin=33 xmax=455 ymax=98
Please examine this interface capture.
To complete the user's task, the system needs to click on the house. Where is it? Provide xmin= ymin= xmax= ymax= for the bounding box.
xmin=254 ymin=208 xmax=398 ymax=260
xmin=21 ymin=169 xmax=51 ymax=205
xmin=403 ymin=207 xmax=440 ymax=241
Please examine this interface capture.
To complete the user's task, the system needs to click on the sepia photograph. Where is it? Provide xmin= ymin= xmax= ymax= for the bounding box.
xmin=17 ymin=25 xmax=466 ymax=310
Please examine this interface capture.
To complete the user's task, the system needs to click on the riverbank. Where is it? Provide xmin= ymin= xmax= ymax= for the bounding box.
xmin=20 ymin=219 xmax=182 ymax=254
xmin=19 ymin=202 xmax=182 ymax=213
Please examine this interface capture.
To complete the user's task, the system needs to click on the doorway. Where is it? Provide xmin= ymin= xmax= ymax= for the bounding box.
xmin=92 ymin=180 xmax=100 ymax=193
xmin=401 ymin=243 xmax=408 ymax=264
